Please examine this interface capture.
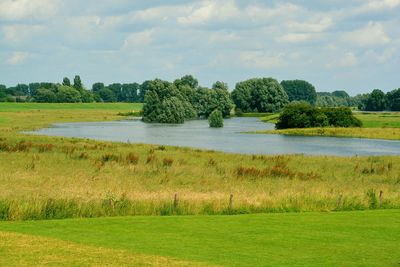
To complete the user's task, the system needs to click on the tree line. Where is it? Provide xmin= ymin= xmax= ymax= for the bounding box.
xmin=1 ymin=76 xmax=399 ymax=113
xmin=0 ymin=76 xmax=144 ymax=103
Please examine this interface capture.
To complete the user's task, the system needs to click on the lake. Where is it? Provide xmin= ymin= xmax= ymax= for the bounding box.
xmin=28 ymin=117 xmax=400 ymax=156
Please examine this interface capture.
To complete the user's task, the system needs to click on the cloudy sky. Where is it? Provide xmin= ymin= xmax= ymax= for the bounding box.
xmin=0 ymin=0 xmax=399 ymax=94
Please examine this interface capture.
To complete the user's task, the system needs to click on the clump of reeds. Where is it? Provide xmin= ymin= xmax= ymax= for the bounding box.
xmin=37 ymin=143 xmax=54 ymax=153
xmin=163 ymin=157 xmax=173 ymax=167
xmin=125 ymin=153 xmax=139 ymax=165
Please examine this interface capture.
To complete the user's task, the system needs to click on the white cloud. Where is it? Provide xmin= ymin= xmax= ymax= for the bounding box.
xmin=359 ymin=0 xmax=400 ymax=12
xmin=122 ymin=29 xmax=154 ymax=50
xmin=326 ymin=52 xmax=358 ymax=68
xmin=244 ymin=3 xmax=301 ymax=23
xmin=177 ymin=0 xmax=240 ymax=25
xmin=286 ymin=17 xmax=333 ymax=33
xmin=277 ymin=33 xmax=315 ymax=43
xmin=342 ymin=22 xmax=390 ymax=47
xmin=209 ymin=31 xmax=240 ymax=43
xmin=0 ymin=0 xmax=61 ymax=21
xmin=6 ymin=51 xmax=32 ymax=64
xmin=239 ymin=51 xmax=284 ymax=69
xmin=1 ymin=24 xmax=46 ymax=44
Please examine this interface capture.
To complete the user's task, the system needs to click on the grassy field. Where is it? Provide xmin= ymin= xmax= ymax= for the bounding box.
xmin=256 ymin=112 xmax=400 ymax=140
xmin=0 ymin=103 xmax=399 ymax=219
xmin=1 ymin=210 xmax=399 ymax=266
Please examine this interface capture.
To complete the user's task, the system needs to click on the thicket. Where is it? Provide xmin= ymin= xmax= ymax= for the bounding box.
xmin=276 ymin=102 xmax=362 ymax=129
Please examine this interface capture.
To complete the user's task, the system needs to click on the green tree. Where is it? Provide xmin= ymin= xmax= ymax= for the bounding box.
xmin=174 ymin=75 xmax=198 ymax=89
xmin=386 ymin=88 xmax=400 ymax=111
xmin=73 ymin=75 xmax=83 ymax=90
xmin=332 ymin=90 xmax=350 ymax=98
xmin=56 ymin=86 xmax=82 ymax=103
xmin=280 ymin=80 xmax=317 ymax=105
xmin=98 ymin=88 xmax=117 ymax=102
xmin=212 ymin=81 xmax=228 ymax=91
xmin=0 ymin=84 xmax=7 ymax=102
xmin=157 ymin=97 xmax=186 ymax=124
xmin=29 ymin=83 xmax=40 ymax=97
xmin=142 ymin=79 xmax=196 ymax=123
xmin=322 ymin=107 xmax=362 ymax=127
xmin=121 ymin=83 xmax=140 ymax=102
xmin=62 ymin=77 xmax=71 ymax=86
xmin=276 ymin=102 xmax=361 ymax=129
xmin=80 ymin=90 xmax=94 ymax=103
xmin=364 ymin=89 xmax=386 ymax=111
xmin=250 ymin=78 xmax=288 ymax=112
xmin=276 ymin=102 xmax=328 ymax=129
xmin=208 ymin=109 xmax=224 ymax=128
xmin=108 ymin=83 xmax=122 ymax=101
xmin=92 ymin=83 xmax=105 ymax=93
xmin=231 ymin=84 xmax=252 ymax=112
xmin=14 ymin=84 xmax=29 ymax=96
xmin=33 ymin=89 xmax=57 ymax=103
xmin=232 ymin=78 xmax=288 ymax=113
xmin=139 ymin=80 xmax=152 ymax=102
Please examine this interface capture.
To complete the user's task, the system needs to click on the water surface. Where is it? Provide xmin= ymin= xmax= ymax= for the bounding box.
xmin=28 ymin=117 xmax=400 ymax=156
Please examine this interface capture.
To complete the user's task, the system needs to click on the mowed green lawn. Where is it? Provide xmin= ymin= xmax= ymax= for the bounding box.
xmin=1 ymin=210 xmax=399 ymax=266
xmin=0 ymin=102 xmax=142 ymax=112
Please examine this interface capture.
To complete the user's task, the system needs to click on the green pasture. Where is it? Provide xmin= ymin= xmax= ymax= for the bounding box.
xmin=1 ymin=210 xmax=399 ymax=266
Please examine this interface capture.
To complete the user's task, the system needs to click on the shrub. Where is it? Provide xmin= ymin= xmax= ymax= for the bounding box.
xmin=276 ymin=102 xmax=362 ymax=129
xmin=208 ymin=109 xmax=224 ymax=128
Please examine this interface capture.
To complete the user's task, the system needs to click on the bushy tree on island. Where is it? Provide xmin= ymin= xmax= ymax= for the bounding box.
xmin=208 ymin=109 xmax=224 ymax=128
xmin=232 ymin=78 xmax=289 ymax=113
xmin=142 ymin=79 xmax=195 ymax=123
xmin=142 ymin=76 xmax=233 ymax=124
xmin=280 ymin=80 xmax=317 ymax=105
xmin=276 ymin=102 xmax=362 ymax=129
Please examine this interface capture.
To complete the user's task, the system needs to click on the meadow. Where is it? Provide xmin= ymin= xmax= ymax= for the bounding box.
xmin=1 ymin=103 xmax=400 ymax=266
xmin=0 ymin=103 xmax=399 ymax=220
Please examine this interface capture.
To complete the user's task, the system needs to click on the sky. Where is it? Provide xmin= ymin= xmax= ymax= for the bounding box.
xmin=0 ymin=0 xmax=399 ymax=95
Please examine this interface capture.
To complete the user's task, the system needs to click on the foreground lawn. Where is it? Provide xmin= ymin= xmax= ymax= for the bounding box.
xmin=1 ymin=210 xmax=399 ymax=266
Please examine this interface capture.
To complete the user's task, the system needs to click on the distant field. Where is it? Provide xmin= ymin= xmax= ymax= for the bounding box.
xmin=0 ymin=102 xmax=142 ymax=112
xmin=355 ymin=112 xmax=400 ymax=128
xmin=1 ymin=210 xmax=399 ymax=266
